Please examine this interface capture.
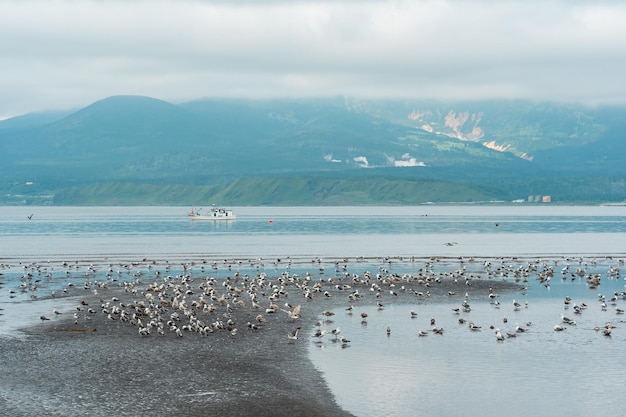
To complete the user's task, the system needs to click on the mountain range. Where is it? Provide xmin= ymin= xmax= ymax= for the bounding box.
xmin=1 ymin=95 xmax=625 ymax=205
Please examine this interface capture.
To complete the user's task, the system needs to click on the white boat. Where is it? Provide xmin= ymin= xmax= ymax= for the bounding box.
xmin=188 ymin=207 xmax=236 ymax=220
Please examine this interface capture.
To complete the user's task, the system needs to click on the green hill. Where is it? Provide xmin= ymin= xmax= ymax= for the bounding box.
xmin=1 ymin=95 xmax=625 ymax=205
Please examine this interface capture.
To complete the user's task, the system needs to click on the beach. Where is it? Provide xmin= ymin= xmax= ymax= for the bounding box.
xmin=2 ymin=206 xmax=626 ymax=416
xmin=0 ymin=255 xmax=521 ymax=417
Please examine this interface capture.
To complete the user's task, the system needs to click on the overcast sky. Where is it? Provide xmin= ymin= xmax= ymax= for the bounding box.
xmin=1 ymin=0 xmax=625 ymax=118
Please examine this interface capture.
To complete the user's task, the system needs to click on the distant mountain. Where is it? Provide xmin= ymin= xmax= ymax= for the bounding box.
xmin=1 ymin=95 xmax=625 ymax=205
xmin=345 ymin=98 xmax=622 ymax=161
xmin=0 ymin=110 xmax=73 ymax=132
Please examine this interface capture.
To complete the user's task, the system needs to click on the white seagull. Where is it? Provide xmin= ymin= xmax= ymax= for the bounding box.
xmin=495 ymin=329 xmax=505 ymax=341
xmin=287 ymin=326 xmax=302 ymax=341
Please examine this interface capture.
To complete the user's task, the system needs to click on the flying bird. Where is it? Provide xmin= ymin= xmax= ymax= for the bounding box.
xmin=287 ymin=326 xmax=301 ymax=341
xmin=281 ymin=304 xmax=301 ymax=320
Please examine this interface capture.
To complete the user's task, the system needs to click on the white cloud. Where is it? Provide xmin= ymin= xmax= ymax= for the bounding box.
xmin=1 ymin=0 xmax=625 ymax=117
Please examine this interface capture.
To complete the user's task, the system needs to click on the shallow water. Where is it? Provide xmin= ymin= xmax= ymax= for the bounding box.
xmin=309 ymin=266 xmax=626 ymax=417
xmin=1 ymin=205 xmax=626 ymax=416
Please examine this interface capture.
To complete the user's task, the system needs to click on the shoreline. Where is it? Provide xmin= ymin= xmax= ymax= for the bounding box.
xmin=0 ymin=255 xmax=527 ymax=417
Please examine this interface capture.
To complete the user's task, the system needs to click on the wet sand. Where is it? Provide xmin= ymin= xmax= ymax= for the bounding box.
xmin=0 ymin=256 xmax=522 ymax=417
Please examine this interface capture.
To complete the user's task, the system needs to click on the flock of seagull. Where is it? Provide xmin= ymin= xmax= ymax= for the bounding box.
xmin=308 ymin=288 xmax=626 ymax=349
xmin=1 ymin=255 xmax=625 ymax=346
xmin=304 ymin=256 xmax=626 ymax=346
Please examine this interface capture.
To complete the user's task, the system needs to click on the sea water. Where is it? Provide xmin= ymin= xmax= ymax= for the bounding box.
xmin=2 ymin=205 xmax=626 ymax=259
xmin=1 ymin=205 xmax=626 ymax=416
xmin=308 ymin=262 xmax=626 ymax=417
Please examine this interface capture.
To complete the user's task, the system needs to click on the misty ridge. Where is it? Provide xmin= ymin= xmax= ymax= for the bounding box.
xmin=1 ymin=95 xmax=625 ymax=205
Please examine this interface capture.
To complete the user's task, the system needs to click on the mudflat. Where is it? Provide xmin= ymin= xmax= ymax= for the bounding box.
xmin=0 ymin=256 xmax=519 ymax=417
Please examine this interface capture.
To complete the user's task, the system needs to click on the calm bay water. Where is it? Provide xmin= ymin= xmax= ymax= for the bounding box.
xmin=1 ymin=205 xmax=626 ymax=417
xmin=1 ymin=205 xmax=626 ymax=259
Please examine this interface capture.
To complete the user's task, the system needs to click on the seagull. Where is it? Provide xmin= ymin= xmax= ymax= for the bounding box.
xmin=418 ymin=330 xmax=429 ymax=337
xmin=495 ymin=329 xmax=505 ymax=341
xmin=40 ymin=315 xmax=50 ymax=322
xmin=281 ymin=304 xmax=301 ymax=320
xmin=561 ymin=314 xmax=576 ymax=325
xmin=312 ymin=329 xmax=327 ymax=340
xmin=410 ymin=310 xmax=418 ymax=318
xmin=246 ymin=322 xmax=261 ymax=330
xmin=432 ymin=326 xmax=444 ymax=335
xmin=554 ymin=324 xmax=566 ymax=331
xmin=330 ymin=327 xmax=342 ymax=339
xmin=287 ymin=326 xmax=301 ymax=341
xmin=27 ymin=214 xmax=34 ymax=220
xmin=469 ymin=322 xmax=481 ymax=331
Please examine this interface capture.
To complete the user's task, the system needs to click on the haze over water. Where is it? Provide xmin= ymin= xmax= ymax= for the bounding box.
xmin=1 ymin=205 xmax=626 ymax=416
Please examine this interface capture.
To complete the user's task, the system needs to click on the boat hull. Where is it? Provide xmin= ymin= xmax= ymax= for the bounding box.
xmin=189 ymin=214 xmax=236 ymax=221
xmin=188 ymin=207 xmax=236 ymax=220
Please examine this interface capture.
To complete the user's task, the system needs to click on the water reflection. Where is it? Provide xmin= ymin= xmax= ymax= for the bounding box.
xmin=309 ymin=262 xmax=625 ymax=417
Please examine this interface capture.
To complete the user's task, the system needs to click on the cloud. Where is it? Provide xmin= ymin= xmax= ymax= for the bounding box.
xmin=1 ymin=0 xmax=625 ymax=117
